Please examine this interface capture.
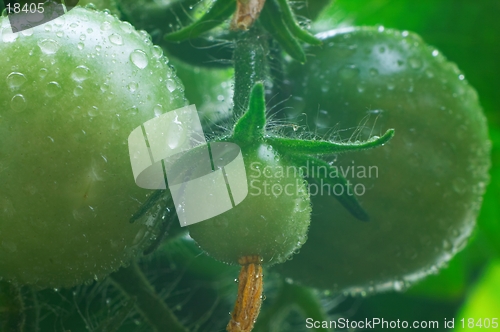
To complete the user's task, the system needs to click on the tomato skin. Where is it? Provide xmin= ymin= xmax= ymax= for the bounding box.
xmin=0 ymin=8 xmax=186 ymax=288
xmin=275 ymin=27 xmax=490 ymax=293
xmin=188 ymin=143 xmax=311 ymax=266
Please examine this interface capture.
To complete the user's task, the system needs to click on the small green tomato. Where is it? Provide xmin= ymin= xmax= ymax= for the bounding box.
xmin=188 ymin=143 xmax=312 ymax=266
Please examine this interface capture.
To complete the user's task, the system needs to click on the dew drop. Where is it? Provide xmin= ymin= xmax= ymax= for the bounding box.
xmin=10 ymin=94 xmax=26 ymax=112
xmin=73 ymin=86 xmax=84 ymax=96
xmin=109 ymin=33 xmax=123 ymax=45
xmin=46 ymin=81 xmax=62 ymax=97
xmin=369 ymin=68 xmax=379 ymax=76
xmin=167 ymin=123 xmax=184 ymax=149
xmin=458 ymin=74 xmax=465 ymax=80
xmin=21 ymin=28 xmax=33 ymax=36
xmin=100 ymin=21 xmax=112 ymax=31
xmin=79 ymin=34 xmax=86 ymax=41
xmin=6 ymin=72 xmax=27 ymax=89
xmin=432 ymin=50 xmax=439 ymax=57
xmin=338 ymin=65 xmax=359 ymax=80
xmin=77 ymin=42 xmax=84 ymax=50
xmin=127 ymin=81 xmax=138 ymax=92
xmin=71 ymin=65 xmax=90 ymax=82
xmin=2 ymin=28 xmax=17 ymax=42
xmin=39 ymin=68 xmax=48 ymax=78
xmin=153 ymin=104 xmax=163 ymax=117
xmin=38 ymin=39 xmax=59 ymax=54
xmin=166 ymin=79 xmax=176 ymax=92
xmin=130 ymin=50 xmax=148 ymax=69
xmin=120 ymin=21 xmax=134 ymax=33
xmin=44 ymin=24 xmax=52 ymax=32
xmin=408 ymin=57 xmax=422 ymax=69
xmin=152 ymin=45 xmax=163 ymax=58
xmin=56 ymin=31 xmax=63 ymax=38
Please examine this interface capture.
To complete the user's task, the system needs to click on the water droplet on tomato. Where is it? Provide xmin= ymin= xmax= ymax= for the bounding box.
xmin=10 ymin=94 xmax=26 ymax=112
xmin=408 ymin=57 xmax=422 ymax=69
xmin=71 ymin=65 xmax=90 ymax=82
xmin=100 ymin=21 xmax=112 ymax=31
xmin=152 ymin=45 xmax=163 ymax=58
xmin=127 ymin=81 xmax=138 ymax=92
xmin=38 ymin=39 xmax=59 ymax=54
xmin=39 ymin=68 xmax=48 ymax=78
xmin=2 ymin=28 xmax=17 ymax=42
xmin=166 ymin=79 xmax=176 ymax=92
xmin=6 ymin=72 xmax=27 ymax=90
xmin=130 ymin=50 xmax=148 ymax=69
xmin=153 ymin=104 xmax=163 ymax=116
xmin=46 ymin=81 xmax=62 ymax=97
xmin=338 ymin=65 xmax=359 ymax=80
xmin=369 ymin=68 xmax=378 ymax=76
xmin=21 ymin=28 xmax=33 ymax=36
xmin=109 ymin=33 xmax=123 ymax=45
xmin=73 ymin=86 xmax=83 ymax=96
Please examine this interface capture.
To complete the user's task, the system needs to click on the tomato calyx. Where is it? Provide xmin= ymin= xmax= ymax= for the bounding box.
xmin=163 ymin=0 xmax=321 ymax=62
xmin=226 ymin=82 xmax=395 ymax=221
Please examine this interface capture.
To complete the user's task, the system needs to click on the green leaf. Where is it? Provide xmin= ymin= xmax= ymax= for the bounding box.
xmin=477 ymin=126 xmax=500 ymax=257
xmin=232 ymin=82 xmax=266 ymax=145
xmin=454 ymin=260 xmax=500 ymax=331
xmin=164 ymin=0 xmax=236 ymax=42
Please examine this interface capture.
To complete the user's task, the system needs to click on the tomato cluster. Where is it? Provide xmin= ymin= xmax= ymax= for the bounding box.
xmin=0 ymin=2 xmax=492 ymax=331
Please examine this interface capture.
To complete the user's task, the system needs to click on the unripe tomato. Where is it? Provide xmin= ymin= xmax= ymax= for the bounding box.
xmin=275 ymin=27 xmax=490 ymax=293
xmin=0 ymin=7 xmax=186 ymax=288
xmin=188 ymin=144 xmax=311 ymax=265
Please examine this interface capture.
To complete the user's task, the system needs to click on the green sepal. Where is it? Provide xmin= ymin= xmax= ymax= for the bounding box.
xmin=276 ymin=0 xmax=322 ymax=45
xmin=129 ymin=189 xmax=166 ymax=223
xmin=259 ymin=0 xmax=306 ymax=63
xmin=266 ymin=129 xmax=395 ymax=156
xmin=164 ymin=0 xmax=236 ymax=42
xmin=232 ymin=82 xmax=266 ymax=145
xmin=288 ymin=155 xmax=370 ymax=222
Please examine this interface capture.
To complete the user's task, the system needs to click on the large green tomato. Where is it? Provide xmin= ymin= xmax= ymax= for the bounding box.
xmin=275 ymin=27 xmax=490 ymax=294
xmin=0 ymin=7 xmax=186 ymax=288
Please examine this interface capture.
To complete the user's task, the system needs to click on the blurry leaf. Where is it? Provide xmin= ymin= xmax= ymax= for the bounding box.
xmin=477 ymin=126 xmax=500 ymax=257
xmin=454 ymin=260 xmax=500 ymax=331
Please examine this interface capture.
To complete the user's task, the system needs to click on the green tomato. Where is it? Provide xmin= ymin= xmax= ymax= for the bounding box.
xmin=275 ymin=27 xmax=490 ymax=294
xmin=0 ymin=7 xmax=186 ymax=288
xmin=188 ymin=143 xmax=311 ymax=265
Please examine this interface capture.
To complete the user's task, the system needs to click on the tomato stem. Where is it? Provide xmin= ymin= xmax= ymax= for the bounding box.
xmin=231 ymin=0 xmax=267 ymax=30
xmin=233 ymin=27 xmax=269 ymax=116
xmin=0 ymin=281 xmax=25 ymax=331
xmin=227 ymin=256 xmax=264 ymax=332
xmin=110 ymin=262 xmax=188 ymax=332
